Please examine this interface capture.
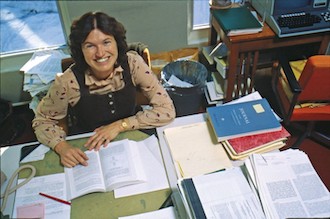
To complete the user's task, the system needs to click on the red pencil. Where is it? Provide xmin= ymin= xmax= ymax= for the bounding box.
xmin=39 ymin=192 xmax=71 ymax=206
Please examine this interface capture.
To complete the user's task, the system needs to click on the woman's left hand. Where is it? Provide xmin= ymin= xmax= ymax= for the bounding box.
xmin=84 ymin=120 xmax=123 ymax=151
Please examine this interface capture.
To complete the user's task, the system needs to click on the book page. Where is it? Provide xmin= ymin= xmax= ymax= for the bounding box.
xmin=99 ymin=139 xmax=146 ymax=191
xmin=251 ymin=150 xmax=330 ymax=219
xmin=65 ymin=151 xmax=105 ymax=200
xmin=192 ymin=167 xmax=266 ymax=219
xmin=13 ymin=173 xmax=70 ymax=219
xmin=115 ymin=136 xmax=169 ymax=198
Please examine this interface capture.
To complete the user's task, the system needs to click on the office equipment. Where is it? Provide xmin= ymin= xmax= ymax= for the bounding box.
xmin=271 ymin=55 xmax=330 ymax=148
xmin=251 ymin=0 xmax=330 ymax=37
xmin=39 ymin=193 xmax=71 ymax=205
xmin=211 ymin=6 xmax=263 ymax=36
xmin=207 ymin=98 xmax=281 ymax=142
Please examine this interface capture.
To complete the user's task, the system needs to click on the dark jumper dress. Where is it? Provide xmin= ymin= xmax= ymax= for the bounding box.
xmin=69 ymin=61 xmax=137 ymax=133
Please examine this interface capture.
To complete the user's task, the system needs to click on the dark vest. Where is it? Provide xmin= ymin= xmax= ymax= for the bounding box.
xmin=70 ymin=61 xmax=137 ymax=133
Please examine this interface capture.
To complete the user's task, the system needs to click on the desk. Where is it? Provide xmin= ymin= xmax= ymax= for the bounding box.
xmin=209 ymin=10 xmax=330 ymax=102
xmin=1 ymin=131 xmax=171 ymax=218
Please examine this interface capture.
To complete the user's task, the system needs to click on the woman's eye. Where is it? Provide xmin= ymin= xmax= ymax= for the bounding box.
xmin=83 ymin=44 xmax=94 ymax=50
xmin=104 ymin=41 xmax=111 ymax=46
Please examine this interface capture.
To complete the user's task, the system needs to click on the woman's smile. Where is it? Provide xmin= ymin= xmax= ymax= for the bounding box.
xmin=82 ymin=29 xmax=118 ymax=79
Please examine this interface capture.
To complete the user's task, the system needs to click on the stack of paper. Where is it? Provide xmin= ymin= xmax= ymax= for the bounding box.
xmin=178 ymin=149 xmax=330 ymax=219
xmin=222 ymin=126 xmax=290 ymax=160
xmin=201 ymin=43 xmax=227 ymax=65
xmin=20 ymin=49 xmax=70 ymax=112
xmin=206 ymin=91 xmax=289 ymax=159
xmin=246 ymin=149 xmax=330 ymax=219
xmin=204 ymin=72 xmax=225 ymax=105
xmin=178 ymin=167 xmax=266 ymax=219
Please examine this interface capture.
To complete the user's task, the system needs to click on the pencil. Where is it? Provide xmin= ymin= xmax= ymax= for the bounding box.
xmin=39 ymin=192 xmax=71 ymax=206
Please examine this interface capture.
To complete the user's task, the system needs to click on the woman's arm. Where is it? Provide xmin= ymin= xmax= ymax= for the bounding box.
xmin=127 ymin=52 xmax=176 ymax=129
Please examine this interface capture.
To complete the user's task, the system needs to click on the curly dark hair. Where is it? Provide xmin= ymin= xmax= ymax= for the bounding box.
xmin=69 ymin=12 xmax=128 ymax=73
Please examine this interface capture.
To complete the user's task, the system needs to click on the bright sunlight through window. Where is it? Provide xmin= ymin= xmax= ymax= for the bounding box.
xmin=0 ymin=0 xmax=66 ymax=55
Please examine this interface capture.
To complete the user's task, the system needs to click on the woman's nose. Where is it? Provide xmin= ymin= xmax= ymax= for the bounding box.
xmin=96 ymin=45 xmax=105 ymax=57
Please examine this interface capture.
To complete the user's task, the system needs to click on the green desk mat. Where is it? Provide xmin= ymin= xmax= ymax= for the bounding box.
xmin=19 ymin=130 xmax=171 ymax=219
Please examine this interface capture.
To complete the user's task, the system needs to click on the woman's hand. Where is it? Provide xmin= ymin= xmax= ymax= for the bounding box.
xmin=84 ymin=120 xmax=124 ymax=151
xmin=54 ymin=141 xmax=89 ymax=168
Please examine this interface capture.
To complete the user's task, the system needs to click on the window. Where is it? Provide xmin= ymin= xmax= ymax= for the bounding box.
xmin=192 ymin=0 xmax=244 ymax=30
xmin=0 ymin=0 xmax=66 ymax=55
xmin=193 ymin=0 xmax=211 ymax=29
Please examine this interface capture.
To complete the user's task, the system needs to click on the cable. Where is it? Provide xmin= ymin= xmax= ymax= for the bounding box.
xmin=0 ymin=164 xmax=36 ymax=213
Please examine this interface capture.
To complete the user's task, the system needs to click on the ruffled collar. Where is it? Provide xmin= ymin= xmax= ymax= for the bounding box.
xmin=85 ymin=66 xmax=123 ymax=86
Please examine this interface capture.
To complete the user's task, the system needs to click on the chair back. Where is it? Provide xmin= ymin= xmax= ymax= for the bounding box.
xmin=297 ymin=55 xmax=330 ymax=102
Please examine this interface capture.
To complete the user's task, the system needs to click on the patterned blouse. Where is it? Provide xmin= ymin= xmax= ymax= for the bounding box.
xmin=32 ymin=51 xmax=176 ymax=149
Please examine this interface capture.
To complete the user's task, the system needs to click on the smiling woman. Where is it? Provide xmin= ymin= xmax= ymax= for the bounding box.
xmin=32 ymin=11 xmax=176 ymax=168
xmin=0 ymin=0 xmax=66 ymax=54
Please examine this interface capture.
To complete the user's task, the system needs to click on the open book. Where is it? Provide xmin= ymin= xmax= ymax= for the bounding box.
xmin=65 ymin=139 xmax=146 ymax=200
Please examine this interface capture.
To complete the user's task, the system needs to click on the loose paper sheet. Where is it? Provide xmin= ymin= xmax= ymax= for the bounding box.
xmin=164 ymin=121 xmax=232 ymax=178
xmin=13 ymin=173 xmax=70 ymax=219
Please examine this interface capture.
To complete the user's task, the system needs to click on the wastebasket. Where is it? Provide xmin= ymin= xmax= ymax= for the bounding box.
xmin=161 ymin=60 xmax=208 ymax=117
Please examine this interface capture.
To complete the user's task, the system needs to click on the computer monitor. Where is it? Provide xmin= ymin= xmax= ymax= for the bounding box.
xmin=251 ymin=0 xmax=330 ymax=37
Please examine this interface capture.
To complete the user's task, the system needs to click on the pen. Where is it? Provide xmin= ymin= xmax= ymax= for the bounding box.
xmin=39 ymin=192 xmax=71 ymax=206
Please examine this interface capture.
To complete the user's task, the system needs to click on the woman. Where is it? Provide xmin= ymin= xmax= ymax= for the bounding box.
xmin=32 ymin=12 xmax=176 ymax=168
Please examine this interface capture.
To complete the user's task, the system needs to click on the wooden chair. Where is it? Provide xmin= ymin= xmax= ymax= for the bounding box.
xmin=271 ymin=55 xmax=330 ymax=148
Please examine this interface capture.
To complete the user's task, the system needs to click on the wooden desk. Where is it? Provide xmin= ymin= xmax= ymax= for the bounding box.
xmin=209 ymin=12 xmax=330 ymax=102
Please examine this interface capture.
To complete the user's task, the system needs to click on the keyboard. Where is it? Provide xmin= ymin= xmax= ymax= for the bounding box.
xmin=277 ymin=12 xmax=322 ymax=29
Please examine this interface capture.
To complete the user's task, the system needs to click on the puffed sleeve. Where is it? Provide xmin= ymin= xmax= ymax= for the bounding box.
xmin=32 ymin=69 xmax=80 ymax=149
xmin=125 ymin=52 xmax=176 ymax=129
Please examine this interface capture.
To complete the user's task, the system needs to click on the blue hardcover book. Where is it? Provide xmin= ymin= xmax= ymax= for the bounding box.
xmin=207 ymin=98 xmax=281 ymax=142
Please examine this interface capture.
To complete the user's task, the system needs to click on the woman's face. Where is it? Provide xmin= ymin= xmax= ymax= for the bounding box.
xmin=82 ymin=29 xmax=118 ymax=79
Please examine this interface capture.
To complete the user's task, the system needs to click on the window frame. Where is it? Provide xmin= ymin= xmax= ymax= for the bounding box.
xmin=188 ymin=0 xmax=210 ymax=46
xmin=0 ymin=1 xmax=68 ymax=58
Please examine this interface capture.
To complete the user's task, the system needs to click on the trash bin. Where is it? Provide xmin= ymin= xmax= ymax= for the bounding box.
xmin=161 ymin=60 xmax=208 ymax=117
